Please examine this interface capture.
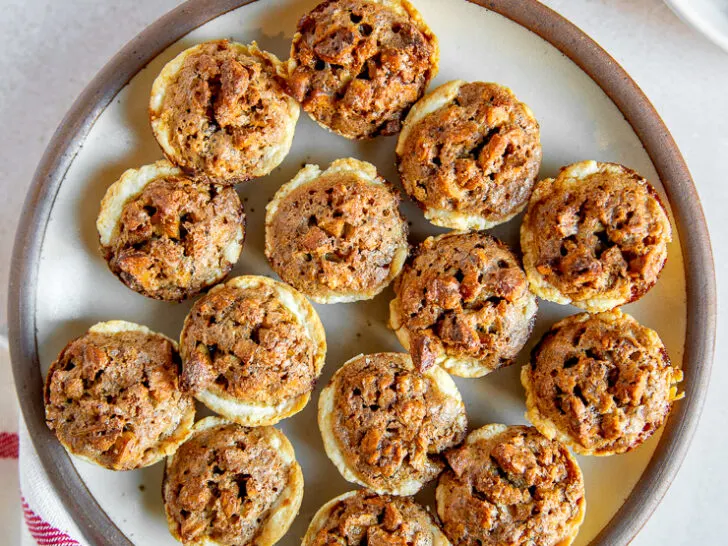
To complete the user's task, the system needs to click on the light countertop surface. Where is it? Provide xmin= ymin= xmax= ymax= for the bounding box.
xmin=0 ymin=0 xmax=726 ymax=544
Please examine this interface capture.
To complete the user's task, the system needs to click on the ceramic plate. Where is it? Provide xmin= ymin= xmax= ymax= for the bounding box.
xmin=665 ymin=0 xmax=728 ymax=53
xmin=9 ymin=1 xmax=716 ymax=545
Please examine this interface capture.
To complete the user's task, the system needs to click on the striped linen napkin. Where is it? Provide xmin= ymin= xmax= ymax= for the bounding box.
xmin=1 ymin=339 xmax=86 ymax=545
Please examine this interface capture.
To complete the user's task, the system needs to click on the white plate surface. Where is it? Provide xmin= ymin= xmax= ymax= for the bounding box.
xmin=34 ymin=0 xmax=686 ymax=544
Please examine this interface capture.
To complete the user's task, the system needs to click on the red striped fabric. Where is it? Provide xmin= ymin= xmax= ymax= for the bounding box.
xmin=22 ymin=498 xmax=81 ymax=546
xmin=0 ymin=432 xmax=19 ymax=458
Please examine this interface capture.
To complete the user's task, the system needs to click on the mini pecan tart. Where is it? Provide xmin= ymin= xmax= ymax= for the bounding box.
xmin=44 ymin=320 xmax=195 ymax=470
xmin=521 ymin=160 xmax=671 ymax=312
xmin=163 ymin=417 xmax=303 ymax=546
xmin=522 ymin=309 xmax=683 ymax=455
xmin=150 ymin=40 xmax=299 ymax=183
xmin=180 ymin=275 xmax=326 ymax=426
xmin=97 ymin=160 xmax=244 ymax=301
xmin=318 ymin=352 xmax=467 ymax=495
xmin=287 ymin=0 xmax=438 ymax=139
xmin=436 ymin=425 xmax=586 ymax=546
xmin=390 ymin=231 xmax=537 ymax=376
xmin=265 ymin=158 xmax=408 ymax=303
xmin=397 ymin=80 xmax=541 ymax=230
xmin=303 ymin=489 xmax=451 ymax=545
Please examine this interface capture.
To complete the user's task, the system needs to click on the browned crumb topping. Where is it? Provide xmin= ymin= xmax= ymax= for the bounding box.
xmin=525 ymin=165 xmax=670 ymax=305
xmin=44 ymin=330 xmax=193 ymax=470
xmin=181 ymin=283 xmax=315 ymax=405
xmin=267 ymin=172 xmax=407 ymax=299
xmin=308 ymin=490 xmax=436 ymax=545
xmin=398 ymin=82 xmax=541 ymax=223
xmin=163 ymin=423 xmax=290 ymax=545
xmin=103 ymin=176 xmax=243 ymax=301
xmin=394 ymin=232 xmax=535 ymax=372
xmin=331 ymin=353 xmax=466 ymax=490
xmin=159 ymin=40 xmax=292 ymax=181
xmin=289 ymin=0 xmax=437 ymax=139
xmin=528 ymin=312 xmax=681 ymax=454
xmin=438 ymin=426 xmax=584 ymax=546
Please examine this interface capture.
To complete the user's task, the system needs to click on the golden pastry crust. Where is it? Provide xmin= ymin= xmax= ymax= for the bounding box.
xmin=150 ymin=40 xmax=299 ymax=184
xmin=390 ymin=231 xmax=537 ymax=377
xmin=397 ymin=80 xmax=541 ymax=230
xmin=303 ymin=490 xmax=452 ymax=546
xmin=287 ymin=0 xmax=438 ymax=139
xmin=265 ymin=158 xmax=408 ymax=303
xmin=318 ymin=352 xmax=467 ymax=495
xmin=522 ymin=310 xmax=683 ymax=456
xmin=44 ymin=321 xmax=195 ymax=471
xmin=521 ymin=161 xmax=672 ymax=312
xmin=97 ymin=160 xmax=245 ymax=301
xmin=163 ymin=417 xmax=303 ymax=546
xmin=436 ymin=425 xmax=585 ymax=546
xmin=180 ymin=276 xmax=326 ymax=426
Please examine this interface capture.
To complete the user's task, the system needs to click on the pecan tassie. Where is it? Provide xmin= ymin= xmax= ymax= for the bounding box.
xmin=288 ymin=0 xmax=438 ymax=139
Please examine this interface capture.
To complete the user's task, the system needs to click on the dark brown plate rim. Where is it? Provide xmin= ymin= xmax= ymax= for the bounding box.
xmin=8 ymin=0 xmax=716 ymax=544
